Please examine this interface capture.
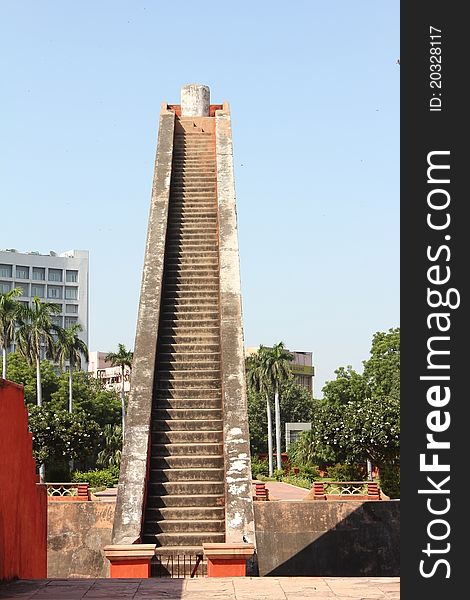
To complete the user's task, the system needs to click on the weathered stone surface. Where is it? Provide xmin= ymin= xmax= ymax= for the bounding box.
xmin=48 ymin=501 xmax=115 ymax=578
xmin=181 ymin=83 xmax=210 ymax=116
xmin=112 ymin=107 xmax=175 ymax=544
xmin=254 ymin=500 xmax=400 ymax=577
xmin=216 ymin=104 xmax=255 ymax=548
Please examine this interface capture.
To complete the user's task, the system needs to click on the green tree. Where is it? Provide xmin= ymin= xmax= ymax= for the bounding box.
xmin=28 ymin=406 xmax=100 ymax=476
xmin=50 ymin=371 xmax=121 ymax=429
xmin=311 ymin=328 xmax=400 ymax=497
xmin=247 ymin=380 xmax=314 ymax=458
xmin=6 ymin=351 xmax=58 ymax=405
xmin=55 ymin=323 xmax=89 ymax=413
xmin=105 ymin=343 xmax=133 ymax=437
xmin=246 ymin=349 xmax=274 ymax=476
xmin=261 ymin=342 xmax=293 ymax=470
xmin=15 ymin=296 xmax=60 ymax=407
xmin=0 ymin=287 xmax=22 ymax=379
xmin=322 ymin=365 xmax=370 ymax=406
xmin=97 ymin=424 xmax=123 ymax=468
xmin=363 ymin=327 xmax=400 ymax=401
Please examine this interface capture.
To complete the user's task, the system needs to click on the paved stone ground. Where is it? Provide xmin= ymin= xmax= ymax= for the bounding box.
xmin=261 ymin=481 xmax=309 ymax=501
xmin=0 ymin=577 xmax=399 ymax=599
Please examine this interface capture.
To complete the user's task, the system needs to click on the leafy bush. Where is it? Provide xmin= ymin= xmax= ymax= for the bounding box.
xmin=251 ymin=457 xmax=269 ymax=479
xmin=72 ymin=466 xmax=120 ymax=488
xmin=379 ymin=462 xmax=400 ymax=499
xmin=273 ymin=468 xmax=284 ymax=481
xmin=326 ymin=463 xmax=365 ymax=481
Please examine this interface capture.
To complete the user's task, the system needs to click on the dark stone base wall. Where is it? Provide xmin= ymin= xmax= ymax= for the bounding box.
xmin=254 ymin=500 xmax=400 ymax=577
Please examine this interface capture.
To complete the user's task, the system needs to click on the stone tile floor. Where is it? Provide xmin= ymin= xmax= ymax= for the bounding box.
xmin=0 ymin=577 xmax=399 ymax=599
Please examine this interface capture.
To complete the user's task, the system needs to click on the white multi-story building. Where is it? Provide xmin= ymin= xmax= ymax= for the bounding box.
xmin=0 ymin=248 xmax=89 ymax=353
xmin=245 ymin=346 xmax=315 ymax=395
xmin=88 ymin=351 xmax=131 ymax=394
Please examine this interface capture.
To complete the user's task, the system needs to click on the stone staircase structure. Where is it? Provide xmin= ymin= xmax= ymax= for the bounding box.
xmin=111 ymin=85 xmax=255 ymax=569
xmin=143 ymin=118 xmax=225 ymax=552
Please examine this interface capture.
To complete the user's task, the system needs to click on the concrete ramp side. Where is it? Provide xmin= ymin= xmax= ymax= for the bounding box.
xmin=216 ymin=103 xmax=255 ymax=545
xmin=112 ymin=107 xmax=175 ymax=544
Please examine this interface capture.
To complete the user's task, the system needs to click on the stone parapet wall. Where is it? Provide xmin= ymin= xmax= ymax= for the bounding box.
xmin=254 ymin=500 xmax=400 ymax=577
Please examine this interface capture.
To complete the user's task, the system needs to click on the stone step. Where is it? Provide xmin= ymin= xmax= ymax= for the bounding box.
xmin=149 ymin=467 xmax=224 ymax=482
xmin=153 ymin=399 xmax=222 ymax=412
xmin=169 ymin=199 xmax=217 ymax=206
xmin=166 ymin=233 xmax=217 ymax=240
xmin=168 ymin=208 xmax=216 ymax=214
xmin=150 ymin=454 xmax=224 ymax=469
xmin=146 ymin=494 xmax=223 ymax=511
xmin=156 ymin=362 xmax=220 ymax=373
xmin=158 ymin=338 xmax=220 ymax=348
xmin=151 ymin=442 xmax=223 ymax=456
xmin=152 ymin=419 xmax=223 ymax=432
xmin=145 ymin=519 xmax=225 ymax=534
xmin=162 ymin=287 xmax=219 ymax=295
xmin=151 ymin=430 xmax=222 ymax=444
xmin=164 ymin=271 xmax=218 ymax=281
xmin=161 ymin=298 xmax=219 ymax=308
xmin=156 ymin=344 xmax=220 ymax=355
xmin=165 ymin=266 xmax=219 ymax=272
xmin=146 ymin=506 xmax=225 ymax=521
xmin=156 ymin=378 xmax=220 ymax=391
xmin=163 ymin=282 xmax=219 ymax=290
xmin=167 ymin=224 xmax=217 ymax=231
xmin=153 ymin=532 xmax=225 ymax=548
xmin=148 ymin=480 xmax=224 ymax=496
xmin=165 ymin=246 xmax=218 ymax=254
xmin=159 ymin=324 xmax=219 ymax=334
xmin=161 ymin=309 xmax=219 ymax=318
xmin=165 ymin=244 xmax=219 ymax=252
xmin=168 ymin=214 xmax=217 ymax=220
xmin=154 ymin=386 xmax=222 ymax=399
xmin=155 ymin=368 xmax=220 ymax=380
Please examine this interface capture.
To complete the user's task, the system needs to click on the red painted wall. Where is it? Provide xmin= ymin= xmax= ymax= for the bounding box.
xmin=0 ymin=379 xmax=47 ymax=581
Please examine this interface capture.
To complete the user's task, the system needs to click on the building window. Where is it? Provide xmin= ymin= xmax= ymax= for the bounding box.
xmin=65 ymin=287 xmax=78 ymax=300
xmin=32 ymin=267 xmax=45 ymax=281
xmin=48 ymin=268 xmax=63 ymax=282
xmin=31 ymin=284 xmax=45 ymax=298
xmin=15 ymin=282 xmax=29 ymax=296
xmin=51 ymin=316 xmax=63 ymax=327
xmin=0 ymin=281 xmax=11 ymax=293
xmin=66 ymin=270 xmax=78 ymax=283
xmin=15 ymin=266 xmax=29 ymax=279
xmin=64 ymin=316 xmax=78 ymax=328
xmin=66 ymin=304 xmax=78 ymax=314
xmin=0 ymin=265 xmax=13 ymax=278
xmin=47 ymin=285 xmax=63 ymax=299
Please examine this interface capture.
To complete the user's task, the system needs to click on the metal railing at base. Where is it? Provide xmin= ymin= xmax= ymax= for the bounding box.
xmin=151 ymin=553 xmax=206 ymax=578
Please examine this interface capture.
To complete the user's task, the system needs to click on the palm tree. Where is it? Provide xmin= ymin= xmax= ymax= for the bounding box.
xmin=55 ymin=323 xmax=89 ymax=413
xmin=246 ymin=348 xmax=274 ymax=477
xmin=105 ymin=343 xmax=133 ymax=438
xmin=0 ymin=287 xmax=22 ymax=379
xmin=16 ymin=296 xmax=61 ymax=482
xmin=262 ymin=342 xmax=293 ymax=471
xmin=16 ymin=296 xmax=61 ymax=407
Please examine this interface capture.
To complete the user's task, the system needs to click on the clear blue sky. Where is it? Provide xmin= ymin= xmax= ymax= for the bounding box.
xmin=0 ymin=1 xmax=399 ymax=396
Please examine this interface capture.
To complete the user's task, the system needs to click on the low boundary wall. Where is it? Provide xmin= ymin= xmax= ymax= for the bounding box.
xmin=254 ymin=500 xmax=400 ymax=577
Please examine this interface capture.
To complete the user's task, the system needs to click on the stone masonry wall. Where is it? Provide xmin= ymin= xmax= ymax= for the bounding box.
xmin=254 ymin=500 xmax=400 ymax=577
xmin=48 ymin=502 xmax=115 ymax=578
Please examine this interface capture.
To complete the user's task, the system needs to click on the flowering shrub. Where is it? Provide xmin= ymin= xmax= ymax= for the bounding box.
xmin=27 ymin=406 xmax=100 ymax=465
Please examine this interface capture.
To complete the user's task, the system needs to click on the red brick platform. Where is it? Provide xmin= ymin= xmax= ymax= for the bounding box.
xmin=0 ymin=577 xmax=399 ymax=599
